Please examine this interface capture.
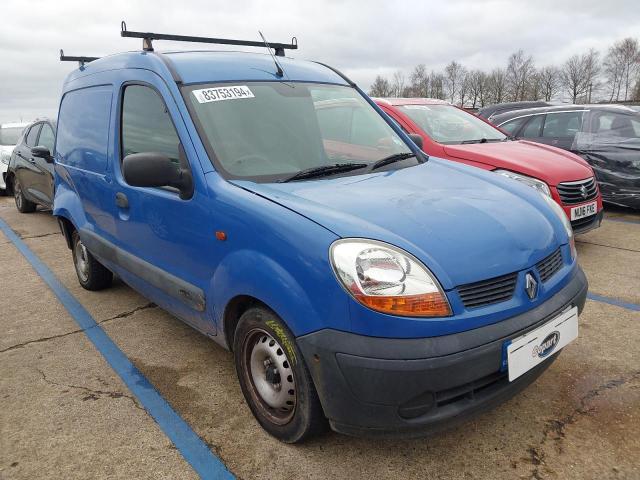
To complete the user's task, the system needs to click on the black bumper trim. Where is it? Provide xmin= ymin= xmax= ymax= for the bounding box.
xmin=297 ymin=266 xmax=587 ymax=437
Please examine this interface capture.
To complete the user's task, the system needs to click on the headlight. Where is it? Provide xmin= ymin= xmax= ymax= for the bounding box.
xmin=540 ymin=193 xmax=576 ymax=260
xmin=494 ymin=169 xmax=551 ymax=197
xmin=330 ymin=239 xmax=451 ymax=317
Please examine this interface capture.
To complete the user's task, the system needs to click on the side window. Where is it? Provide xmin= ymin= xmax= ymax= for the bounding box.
xmin=521 ymin=115 xmax=544 ymax=138
xmin=542 ymin=112 xmax=583 ymax=138
xmin=37 ymin=124 xmax=56 ymax=151
xmin=25 ymin=124 xmax=41 ymax=147
xmin=499 ymin=117 xmax=525 ymax=135
xmin=121 ymin=85 xmax=181 ymax=165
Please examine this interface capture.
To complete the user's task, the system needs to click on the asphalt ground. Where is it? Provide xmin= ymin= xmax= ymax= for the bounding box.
xmin=0 ymin=195 xmax=638 ymax=480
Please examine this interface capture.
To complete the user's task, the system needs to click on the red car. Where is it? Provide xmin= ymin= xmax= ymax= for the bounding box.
xmin=375 ymin=98 xmax=604 ymax=234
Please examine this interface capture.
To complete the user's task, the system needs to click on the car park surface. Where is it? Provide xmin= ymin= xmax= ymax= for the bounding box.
xmin=1 ymin=196 xmax=639 ymax=479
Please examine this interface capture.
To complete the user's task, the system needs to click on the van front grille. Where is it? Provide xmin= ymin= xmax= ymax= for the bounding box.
xmin=458 ymin=272 xmax=518 ymax=309
xmin=536 ymin=248 xmax=563 ymax=282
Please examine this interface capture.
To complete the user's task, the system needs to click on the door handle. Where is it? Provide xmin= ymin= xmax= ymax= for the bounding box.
xmin=115 ymin=192 xmax=129 ymax=209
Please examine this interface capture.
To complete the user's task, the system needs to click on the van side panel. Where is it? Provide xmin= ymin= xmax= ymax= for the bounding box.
xmin=54 ymin=85 xmax=116 ymax=239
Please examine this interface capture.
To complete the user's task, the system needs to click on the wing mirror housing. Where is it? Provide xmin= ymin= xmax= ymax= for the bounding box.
xmin=31 ymin=146 xmax=54 ymax=164
xmin=408 ymin=134 xmax=424 ymax=150
xmin=123 ymin=152 xmax=193 ymax=200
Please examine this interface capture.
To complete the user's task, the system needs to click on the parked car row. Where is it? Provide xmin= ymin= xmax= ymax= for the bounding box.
xmin=0 ymin=122 xmax=30 ymax=193
xmin=488 ymin=104 xmax=640 ymax=210
xmin=375 ymin=98 xmax=604 ymax=233
xmin=4 ymin=26 xmax=630 ymax=443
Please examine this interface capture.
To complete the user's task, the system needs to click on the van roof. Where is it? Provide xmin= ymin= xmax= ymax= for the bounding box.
xmin=64 ymin=50 xmax=350 ymax=87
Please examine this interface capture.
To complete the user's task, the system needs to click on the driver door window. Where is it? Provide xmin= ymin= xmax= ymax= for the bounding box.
xmin=121 ymin=85 xmax=182 ymax=167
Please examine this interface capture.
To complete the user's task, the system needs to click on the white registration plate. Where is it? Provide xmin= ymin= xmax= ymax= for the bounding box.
xmin=507 ymin=307 xmax=578 ymax=381
xmin=570 ymin=201 xmax=597 ymax=221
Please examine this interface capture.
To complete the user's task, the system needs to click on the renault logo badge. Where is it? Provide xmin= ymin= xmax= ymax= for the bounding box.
xmin=525 ymin=273 xmax=538 ymax=300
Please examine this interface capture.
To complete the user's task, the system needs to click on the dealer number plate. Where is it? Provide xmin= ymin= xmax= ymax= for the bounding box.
xmin=506 ymin=306 xmax=578 ymax=381
xmin=570 ymin=201 xmax=597 ymax=221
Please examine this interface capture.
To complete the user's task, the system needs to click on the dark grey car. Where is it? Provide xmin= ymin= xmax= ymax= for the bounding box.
xmin=6 ymin=119 xmax=56 ymax=212
xmin=491 ymin=105 xmax=640 ymax=209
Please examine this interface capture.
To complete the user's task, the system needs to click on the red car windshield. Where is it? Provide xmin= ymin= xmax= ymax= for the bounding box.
xmin=399 ymin=105 xmax=507 ymax=145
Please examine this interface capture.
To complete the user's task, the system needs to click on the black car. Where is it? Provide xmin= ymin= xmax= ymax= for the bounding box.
xmin=491 ymin=105 xmax=640 ymax=209
xmin=477 ymin=101 xmax=552 ymax=121
xmin=6 ymin=119 xmax=56 ymax=213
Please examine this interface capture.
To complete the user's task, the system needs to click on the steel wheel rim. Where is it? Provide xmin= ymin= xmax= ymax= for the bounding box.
xmin=14 ymin=182 xmax=22 ymax=209
xmin=74 ymin=239 xmax=89 ymax=282
xmin=243 ymin=328 xmax=296 ymax=425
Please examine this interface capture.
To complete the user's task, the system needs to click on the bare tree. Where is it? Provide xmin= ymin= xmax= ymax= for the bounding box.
xmin=614 ymin=38 xmax=640 ymax=101
xmin=391 ymin=71 xmax=406 ymax=97
xmin=485 ymin=68 xmax=507 ymax=105
xmin=467 ymin=70 xmax=487 ymax=108
xmin=408 ymin=64 xmax=429 ymax=97
xmin=445 ymin=61 xmax=467 ymax=104
xmin=538 ymin=66 xmax=560 ymax=101
xmin=429 ymin=71 xmax=445 ymax=99
xmin=561 ymin=50 xmax=600 ymax=103
xmin=506 ymin=50 xmax=535 ymax=101
xmin=369 ymin=75 xmax=392 ymax=97
xmin=604 ymin=44 xmax=625 ymax=101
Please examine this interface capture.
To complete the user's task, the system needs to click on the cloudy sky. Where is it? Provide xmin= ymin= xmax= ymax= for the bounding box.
xmin=1 ymin=0 xmax=639 ymax=123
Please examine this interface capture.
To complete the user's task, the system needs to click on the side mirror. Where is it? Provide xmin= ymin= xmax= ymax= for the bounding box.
xmin=123 ymin=152 xmax=193 ymax=200
xmin=31 ymin=146 xmax=54 ymax=163
xmin=408 ymin=134 xmax=424 ymax=150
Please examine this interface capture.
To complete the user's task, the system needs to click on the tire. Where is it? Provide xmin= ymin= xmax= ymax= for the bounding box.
xmin=71 ymin=231 xmax=113 ymax=290
xmin=234 ymin=307 xmax=327 ymax=443
xmin=14 ymin=179 xmax=37 ymax=213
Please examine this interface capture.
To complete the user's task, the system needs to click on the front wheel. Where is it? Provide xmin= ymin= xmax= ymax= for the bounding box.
xmin=14 ymin=180 xmax=37 ymax=213
xmin=234 ymin=307 xmax=327 ymax=443
xmin=71 ymin=231 xmax=113 ymax=291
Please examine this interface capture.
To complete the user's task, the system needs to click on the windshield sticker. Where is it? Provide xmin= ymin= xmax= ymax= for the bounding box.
xmin=192 ymin=86 xmax=255 ymax=103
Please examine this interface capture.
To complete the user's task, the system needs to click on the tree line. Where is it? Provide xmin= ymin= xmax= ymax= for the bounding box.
xmin=368 ymin=37 xmax=640 ymax=108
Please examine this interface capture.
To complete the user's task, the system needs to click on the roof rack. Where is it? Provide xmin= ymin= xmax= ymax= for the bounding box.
xmin=120 ymin=21 xmax=297 ymax=57
xmin=59 ymin=49 xmax=99 ymax=66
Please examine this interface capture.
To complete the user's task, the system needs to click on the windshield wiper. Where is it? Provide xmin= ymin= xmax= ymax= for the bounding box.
xmin=460 ymin=138 xmax=503 ymax=144
xmin=280 ymin=163 xmax=368 ymax=182
xmin=369 ymin=152 xmax=417 ymax=171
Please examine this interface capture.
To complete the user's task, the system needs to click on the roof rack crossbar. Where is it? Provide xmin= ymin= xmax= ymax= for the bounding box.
xmin=120 ymin=21 xmax=297 ymax=57
xmin=59 ymin=49 xmax=99 ymax=66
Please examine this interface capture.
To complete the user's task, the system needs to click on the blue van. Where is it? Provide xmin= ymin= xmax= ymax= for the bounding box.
xmin=53 ymin=30 xmax=587 ymax=442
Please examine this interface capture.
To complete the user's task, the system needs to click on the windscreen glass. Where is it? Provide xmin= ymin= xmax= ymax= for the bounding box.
xmin=399 ymin=104 xmax=506 ymax=144
xmin=0 ymin=127 xmax=24 ymax=146
xmin=184 ymin=82 xmax=412 ymax=182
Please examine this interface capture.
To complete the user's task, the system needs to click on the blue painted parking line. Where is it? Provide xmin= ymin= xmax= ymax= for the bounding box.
xmin=587 ymin=292 xmax=640 ymax=312
xmin=0 ymin=217 xmax=233 ymax=480
xmin=607 ymin=217 xmax=640 ymax=225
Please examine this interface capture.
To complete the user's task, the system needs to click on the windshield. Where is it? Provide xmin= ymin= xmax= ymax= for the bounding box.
xmin=184 ymin=82 xmax=414 ymax=182
xmin=399 ymin=104 xmax=507 ymax=144
xmin=0 ymin=126 xmax=24 ymax=146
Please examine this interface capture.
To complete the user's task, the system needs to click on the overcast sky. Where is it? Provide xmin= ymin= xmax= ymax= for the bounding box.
xmin=1 ymin=0 xmax=639 ymax=123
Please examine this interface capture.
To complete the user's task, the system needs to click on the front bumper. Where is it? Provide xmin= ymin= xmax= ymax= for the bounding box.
xmin=298 ymin=266 xmax=588 ymax=437
xmin=571 ymin=209 xmax=604 ymax=235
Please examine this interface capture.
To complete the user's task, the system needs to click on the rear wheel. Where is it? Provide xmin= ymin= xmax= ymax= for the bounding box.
xmin=14 ymin=180 xmax=37 ymax=213
xmin=71 ymin=231 xmax=113 ymax=290
xmin=234 ymin=307 xmax=327 ymax=443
